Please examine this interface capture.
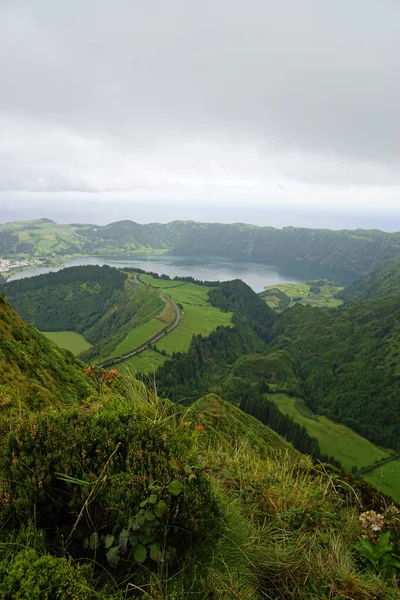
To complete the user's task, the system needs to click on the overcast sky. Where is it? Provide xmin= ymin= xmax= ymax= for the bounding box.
xmin=1 ymin=0 xmax=400 ymax=228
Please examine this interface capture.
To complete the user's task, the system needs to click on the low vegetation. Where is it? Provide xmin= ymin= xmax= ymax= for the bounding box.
xmin=2 ymin=365 xmax=400 ymax=598
xmin=364 ymin=459 xmax=400 ymax=501
xmin=0 ymin=293 xmax=93 ymax=412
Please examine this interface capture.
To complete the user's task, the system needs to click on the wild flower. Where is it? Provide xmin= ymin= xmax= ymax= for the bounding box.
xmin=83 ymin=365 xmax=119 ymax=397
xmin=359 ymin=510 xmax=385 ymax=543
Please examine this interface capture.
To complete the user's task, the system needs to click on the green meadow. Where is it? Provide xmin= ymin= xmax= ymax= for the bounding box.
xmin=263 ymin=281 xmax=344 ymax=311
xmin=120 ymin=349 xmax=168 ymax=375
xmin=268 ymin=393 xmax=390 ymax=472
xmin=139 ymin=276 xmax=233 ymax=355
xmin=42 ymin=331 xmax=91 ymax=355
xmin=110 ymin=317 xmax=165 ymax=357
xmin=363 ymin=459 xmax=400 ymax=501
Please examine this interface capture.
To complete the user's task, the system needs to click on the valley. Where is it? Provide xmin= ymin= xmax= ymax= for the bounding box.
xmin=3 ymin=250 xmax=400 ymax=500
xmin=2 ymin=233 xmax=400 ymax=598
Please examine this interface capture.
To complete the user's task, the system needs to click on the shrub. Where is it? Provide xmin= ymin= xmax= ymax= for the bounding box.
xmin=0 ymin=548 xmax=96 ymax=600
xmin=0 ymin=392 xmax=223 ymax=578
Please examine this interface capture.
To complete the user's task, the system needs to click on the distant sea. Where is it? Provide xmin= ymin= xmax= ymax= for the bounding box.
xmin=1 ymin=199 xmax=399 ymax=232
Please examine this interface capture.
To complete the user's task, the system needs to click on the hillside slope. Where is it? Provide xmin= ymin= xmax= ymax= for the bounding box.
xmin=0 ymin=293 xmax=93 ymax=411
xmin=2 ymin=378 xmax=399 ymax=599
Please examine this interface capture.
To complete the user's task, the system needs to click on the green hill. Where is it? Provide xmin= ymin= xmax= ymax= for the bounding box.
xmin=3 ymin=266 xmax=165 ymax=362
xmin=2 ymin=217 xmax=400 ymax=273
xmin=338 ymin=258 xmax=400 ymax=303
xmin=0 ymin=293 xmax=93 ymax=412
xmin=3 ymin=265 xmax=127 ymax=333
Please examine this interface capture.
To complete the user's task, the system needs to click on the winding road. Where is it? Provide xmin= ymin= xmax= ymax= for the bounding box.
xmin=100 ymin=273 xmax=181 ymax=368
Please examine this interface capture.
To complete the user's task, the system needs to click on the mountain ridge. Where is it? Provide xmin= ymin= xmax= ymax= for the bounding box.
xmin=2 ymin=218 xmax=400 ymax=274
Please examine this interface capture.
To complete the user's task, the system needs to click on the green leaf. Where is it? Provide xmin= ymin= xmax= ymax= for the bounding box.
xmin=148 ymin=494 xmax=158 ymax=504
xmin=154 ymin=499 xmax=167 ymax=518
xmin=104 ymin=534 xmax=115 ymax=549
xmin=168 ymin=480 xmax=184 ymax=496
xmin=188 ymin=473 xmax=197 ymax=482
xmin=56 ymin=473 xmax=92 ymax=486
xmin=140 ymin=499 xmax=148 ymax=508
xmin=106 ymin=546 xmax=120 ymax=568
xmin=169 ymin=457 xmax=180 ymax=470
xmin=184 ymin=464 xmax=192 ymax=474
xmin=149 ymin=544 xmax=163 ymax=562
xmin=221 ymin=469 xmax=233 ymax=478
xmin=129 ymin=534 xmax=139 ymax=548
xmin=145 ymin=510 xmax=156 ymax=522
xmin=130 ymin=513 xmax=145 ymax=531
xmin=134 ymin=544 xmax=147 ymax=564
xmin=89 ymin=532 xmax=100 ymax=550
xmin=119 ymin=528 xmax=130 ymax=554
xmin=138 ymin=529 xmax=156 ymax=545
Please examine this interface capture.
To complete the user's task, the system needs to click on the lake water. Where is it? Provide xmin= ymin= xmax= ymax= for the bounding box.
xmin=7 ymin=253 xmax=356 ymax=292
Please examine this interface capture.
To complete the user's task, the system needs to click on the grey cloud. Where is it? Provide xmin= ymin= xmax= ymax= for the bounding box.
xmin=0 ymin=0 xmax=399 ymax=194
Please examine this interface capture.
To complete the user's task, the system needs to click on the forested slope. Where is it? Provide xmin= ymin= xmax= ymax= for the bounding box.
xmin=338 ymin=257 xmax=400 ymax=303
xmin=271 ymin=295 xmax=400 ymax=448
xmin=3 ymin=265 xmax=127 ymax=332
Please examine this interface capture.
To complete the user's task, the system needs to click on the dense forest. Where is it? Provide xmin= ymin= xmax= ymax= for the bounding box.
xmin=3 ymin=265 xmax=127 ymax=333
xmin=2 ymin=217 xmax=400 ymax=273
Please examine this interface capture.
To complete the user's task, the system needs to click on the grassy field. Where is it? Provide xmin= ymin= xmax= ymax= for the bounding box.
xmin=120 ymin=349 xmax=168 ymax=375
xmin=42 ymin=331 xmax=91 ymax=355
xmin=263 ymin=281 xmax=344 ymax=311
xmin=364 ymin=459 xmax=400 ymax=501
xmin=139 ymin=276 xmax=233 ymax=355
xmin=110 ymin=318 xmax=166 ymax=357
xmin=268 ymin=393 xmax=390 ymax=472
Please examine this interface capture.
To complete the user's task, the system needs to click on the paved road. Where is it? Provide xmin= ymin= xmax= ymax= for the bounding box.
xmin=100 ymin=273 xmax=181 ymax=368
